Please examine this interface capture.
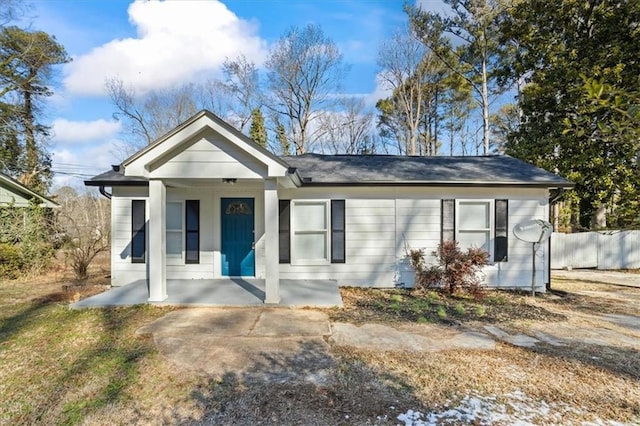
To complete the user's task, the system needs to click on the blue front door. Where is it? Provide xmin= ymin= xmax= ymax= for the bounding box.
xmin=221 ymin=198 xmax=255 ymax=276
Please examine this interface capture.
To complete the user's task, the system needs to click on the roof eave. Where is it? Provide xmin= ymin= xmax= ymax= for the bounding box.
xmin=84 ymin=180 xmax=149 ymax=187
xmin=300 ymin=180 xmax=574 ymax=188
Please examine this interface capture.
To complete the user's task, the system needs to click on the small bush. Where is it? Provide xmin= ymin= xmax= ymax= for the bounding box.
xmin=0 ymin=243 xmax=22 ymax=279
xmin=409 ymin=240 xmax=489 ymax=298
xmin=436 ymin=306 xmax=447 ymax=319
xmin=475 ymin=305 xmax=486 ymax=317
xmin=454 ymin=303 xmax=466 ymax=315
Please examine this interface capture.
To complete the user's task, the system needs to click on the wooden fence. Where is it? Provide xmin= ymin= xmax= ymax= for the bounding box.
xmin=551 ymin=231 xmax=640 ymax=270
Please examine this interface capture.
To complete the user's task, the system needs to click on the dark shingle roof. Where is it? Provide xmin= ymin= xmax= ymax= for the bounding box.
xmin=283 ymin=154 xmax=573 ymax=187
xmin=84 ymin=168 xmax=149 ymax=186
xmin=85 ymin=154 xmax=573 ymax=188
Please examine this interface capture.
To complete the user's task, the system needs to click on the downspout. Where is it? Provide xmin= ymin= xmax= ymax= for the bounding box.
xmin=547 ymin=188 xmax=565 ymax=291
xmin=99 ymin=186 xmax=112 ymax=199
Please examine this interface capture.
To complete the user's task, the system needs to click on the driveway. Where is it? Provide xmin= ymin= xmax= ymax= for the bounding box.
xmin=552 ymin=269 xmax=640 ymax=289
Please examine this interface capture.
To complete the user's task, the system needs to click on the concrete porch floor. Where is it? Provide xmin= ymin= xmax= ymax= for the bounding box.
xmin=71 ymin=278 xmax=343 ymax=309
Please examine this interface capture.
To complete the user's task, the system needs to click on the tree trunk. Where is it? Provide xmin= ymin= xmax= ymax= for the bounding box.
xmin=481 ymin=53 xmax=490 ymax=155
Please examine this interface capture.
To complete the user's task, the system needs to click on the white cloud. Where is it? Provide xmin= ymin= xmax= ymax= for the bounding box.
xmin=51 ymin=118 xmax=121 ymax=144
xmin=364 ymin=73 xmax=393 ymax=108
xmin=63 ymin=0 xmax=267 ymax=96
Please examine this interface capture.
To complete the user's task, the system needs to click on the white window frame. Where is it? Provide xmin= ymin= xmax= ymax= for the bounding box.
xmin=455 ymin=199 xmax=494 ymax=260
xmin=166 ymin=200 xmax=184 ymax=261
xmin=290 ymin=200 xmax=331 ymax=266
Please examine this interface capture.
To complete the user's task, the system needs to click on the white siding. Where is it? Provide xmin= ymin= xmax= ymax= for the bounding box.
xmin=395 ymin=199 xmax=441 ymax=287
xmin=278 ymin=186 xmax=550 ymax=290
xmin=111 ymin=187 xmax=149 ymax=286
xmin=111 ymin=183 xmax=268 ymax=285
xmin=149 ymin=132 xmax=267 ymax=179
xmin=110 ymin=183 xmax=551 ymax=291
xmin=278 ymin=192 xmax=397 ymax=287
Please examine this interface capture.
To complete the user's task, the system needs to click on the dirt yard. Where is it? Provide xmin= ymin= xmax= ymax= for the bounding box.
xmin=1 ymin=258 xmax=639 ymax=425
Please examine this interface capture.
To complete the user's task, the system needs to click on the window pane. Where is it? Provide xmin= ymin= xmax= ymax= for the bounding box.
xmin=279 ymin=200 xmax=291 ymax=263
xmin=132 ymin=231 xmax=145 ymax=261
xmin=167 ymin=231 xmax=182 ymax=256
xmin=167 ymin=202 xmax=182 ymax=230
xmin=294 ymin=203 xmax=326 ymax=230
xmin=186 ymin=200 xmax=199 ymax=232
xmin=459 ymin=202 xmax=489 ymax=229
xmin=458 ymin=231 xmax=490 ymax=251
xmin=294 ymin=232 xmax=326 ymax=260
xmin=186 ymin=232 xmax=199 ymax=263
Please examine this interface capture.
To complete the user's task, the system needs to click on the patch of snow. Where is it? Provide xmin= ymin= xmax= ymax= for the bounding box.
xmin=395 ymin=391 xmax=623 ymax=426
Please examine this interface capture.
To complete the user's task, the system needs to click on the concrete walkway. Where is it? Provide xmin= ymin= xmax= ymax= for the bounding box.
xmin=71 ymin=278 xmax=343 ymax=309
xmin=137 ymin=308 xmax=335 ymax=382
xmin=552 ymin=269 xmax=640 ymax=288
xmin=136 ymin=308 xmax=498 ymax=382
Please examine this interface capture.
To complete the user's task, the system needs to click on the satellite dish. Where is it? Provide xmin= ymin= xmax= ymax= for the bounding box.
xmin=513 ymin=219 xmax=553 ymax=243
xmin=513 ymin=219 xmax=553 ymax=297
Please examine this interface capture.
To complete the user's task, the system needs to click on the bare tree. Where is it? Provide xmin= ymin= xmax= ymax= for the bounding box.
xmin=221 ymin=55 xmax=262 ymax=131
xmin=106 ymin=78 xmax=226 ymax=156
xmin=0 ymin=0 xmax=28 ymax=27
xmin=376 ymin=25 xmax=442 ymax=155
xmin=318 ymin=97 xmax=375 ymax=154
xmin=265 ymin=24 xmax=349 ymax=154
xmin=55 ymin=187 xmax=110 ymax=280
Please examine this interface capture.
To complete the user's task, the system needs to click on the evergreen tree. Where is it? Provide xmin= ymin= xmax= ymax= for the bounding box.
xmin=0 ymin=26 xmax=69 ymax=192
xmin=248 ymin=108 xmax=267 ymax=148
xmin=500 ymin=0 xmax=640 ymax=229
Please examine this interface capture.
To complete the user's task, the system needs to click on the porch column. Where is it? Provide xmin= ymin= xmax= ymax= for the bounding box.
xmin=264 ymin=178 xmax=280 ymax=304
xmin=148 ymin=179 xmax=167 ymax=302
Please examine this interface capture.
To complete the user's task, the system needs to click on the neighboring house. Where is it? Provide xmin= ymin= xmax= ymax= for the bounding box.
xmin=0 ymin=171 xmax=59 ymax=208
xmin=85 ymin=110 xmax=573 ymax=304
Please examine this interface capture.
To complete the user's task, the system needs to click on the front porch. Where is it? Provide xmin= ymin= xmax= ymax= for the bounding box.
xmin=71 ymin=279 xmax=343 ymax=309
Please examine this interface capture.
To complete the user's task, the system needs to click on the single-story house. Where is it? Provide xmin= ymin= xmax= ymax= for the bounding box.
xmin=0 ymin=171 xmax=59 ymax=208
xmin=85 ymin=110 xmax=573 ymax=304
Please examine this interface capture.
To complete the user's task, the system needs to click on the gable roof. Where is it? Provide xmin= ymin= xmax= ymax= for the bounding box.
xmin=283 ymin=154 xmax=573 ymax=187
xmin=0 ymin=172 xmax=59 ymax=207
xmin=122 ymin=110 xmax=290 ymax=175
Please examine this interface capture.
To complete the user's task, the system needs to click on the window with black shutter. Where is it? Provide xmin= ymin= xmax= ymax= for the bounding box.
xmin=494 ymin=199 xmax=508 ymax=262
xmin=279 ymin=200 xmax=290 ymax=263
xmin=331 ymin=200 xmax=345 ymax=263
xmin=185 ymin=200 xmax=199 ymax=264
xmin=131 ymin=200 xmax=146 ymax=263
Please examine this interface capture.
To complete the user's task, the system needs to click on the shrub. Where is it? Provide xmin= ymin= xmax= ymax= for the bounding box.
xmin=409 ymin=240 xmax=489 ymax=298
xmin=0 ymin=243 xmax=22 ymax=279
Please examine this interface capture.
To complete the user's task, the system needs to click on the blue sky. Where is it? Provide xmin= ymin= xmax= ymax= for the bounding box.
xmin=22 ymin=0 xmax=448 ymax=188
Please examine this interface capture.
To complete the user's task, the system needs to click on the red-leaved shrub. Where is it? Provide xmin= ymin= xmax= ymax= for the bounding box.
xmin=409 ymin=240 xmax=489 ymax=298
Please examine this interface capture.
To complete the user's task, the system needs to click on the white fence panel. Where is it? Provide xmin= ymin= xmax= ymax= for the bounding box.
xmin=597 ymin=231 xmax=640 ymax=269
xmin=552 ymin=230 xmax=640 ymax=270
xmin=550 ymin=233 xmax=565 ymax=269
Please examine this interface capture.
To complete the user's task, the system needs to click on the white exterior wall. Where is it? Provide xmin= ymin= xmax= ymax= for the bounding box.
xmin=149 ymin=133 xmax=267 ymax=179
xmin=111 ymin=186 xmax=149 ymax=286
xmin=278 ymin=186 xmax=550 ymax=290
xmin=111 ymin=183 xmax=550 ymax=290
xmin=110 ymin=183 xmax=266 ymax=286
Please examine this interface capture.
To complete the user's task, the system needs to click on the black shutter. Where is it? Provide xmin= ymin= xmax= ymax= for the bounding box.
xmin=279 ymin=200 xmax=290 ymax=263
xmin=441 ymin=199 xmax=455 ymax=243
xmin=331 ymin=200 xmax=346 ymax=263
xmin=495 ymin=199 xmax=508 ymax=262
xmin=185 ymin=200 xmax=199 ymax=264
xmin=131 ymin=200 xmax=146 ymax=263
